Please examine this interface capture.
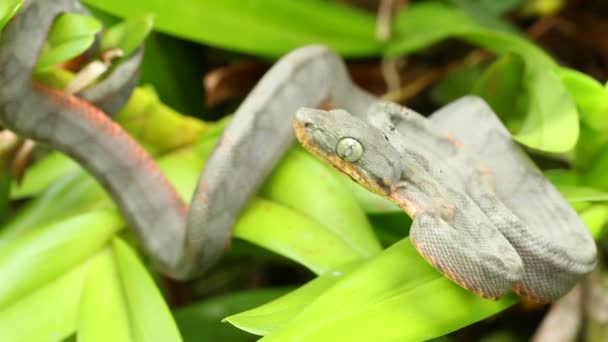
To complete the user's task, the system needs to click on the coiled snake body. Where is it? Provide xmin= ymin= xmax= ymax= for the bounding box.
xmin=0 ymin=0 xmax=597 ymax=301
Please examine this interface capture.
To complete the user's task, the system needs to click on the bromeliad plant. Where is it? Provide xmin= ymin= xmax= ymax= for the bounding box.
xmin=1 ymin=0 xmax=607 ymax=341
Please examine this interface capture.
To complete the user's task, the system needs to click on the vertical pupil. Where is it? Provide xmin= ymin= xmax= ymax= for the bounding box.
xmin=337 ymin=137 xmax=362 ymax=162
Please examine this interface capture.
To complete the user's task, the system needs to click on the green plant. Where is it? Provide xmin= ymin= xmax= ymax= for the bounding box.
xmin=1 ymin=1 xmax=607 ymax=341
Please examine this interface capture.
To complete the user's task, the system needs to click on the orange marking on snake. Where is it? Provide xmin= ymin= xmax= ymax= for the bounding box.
xmin=199 ymin=182 xmax=210 ymax=192
xmin=196 ymin=182 xmax=210 ymax=203
xmin=35 ymin=84 xmax=188 ymax=212
xmin=513 ymin=284 xmax=547 ymax=303
xmin=412 ymin=237 xmax=497 ymax=300
xmin=218 ymin=133 xmax=234 ymax=150
xmin=444 ymin=133 xmax=464 ymax=148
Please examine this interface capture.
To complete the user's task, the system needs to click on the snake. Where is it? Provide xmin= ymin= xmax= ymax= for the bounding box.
xmin=0 ymin=0 xmax=597 ymax=301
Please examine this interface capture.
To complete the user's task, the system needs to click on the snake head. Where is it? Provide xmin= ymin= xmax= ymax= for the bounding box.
xmin=294 ymin=107 xmax=402 ymax=197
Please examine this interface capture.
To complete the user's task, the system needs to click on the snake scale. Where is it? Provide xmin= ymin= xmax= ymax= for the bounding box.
xmin=0 ymin=0 xmax=597 ymax=301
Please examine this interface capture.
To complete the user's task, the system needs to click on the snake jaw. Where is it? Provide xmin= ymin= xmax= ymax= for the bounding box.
xmin=293 ymin=112 xmax=392 ymax=198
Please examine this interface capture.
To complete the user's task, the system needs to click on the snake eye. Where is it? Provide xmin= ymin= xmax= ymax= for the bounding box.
xmin=336 ymin=137 xmax=363 ymax=163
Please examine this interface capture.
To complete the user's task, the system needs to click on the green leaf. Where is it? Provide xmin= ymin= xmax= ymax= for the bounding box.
xmin=431 ymin=63 xmax=486 ymax=105
xmin=112 ymin=238 xmax=182 ymax=342
xmin=559 ymin=185 xmax=608 ymax=203
xmin=82 ymin=0 xmax=379 ymax=57
xmin=514 ymin=64 xmax=577 ymax=151
xmin=261 ymin=149 xmax=381 ymax=257
xmin=558 ymin=67 xmax=608 ymax=131
xmin=388 ymin=2 xmax=578 ymax=152
xmin=0 ymin=0 xmax=21 ymax=30
xmin=0 ymin=169 xmax=111 ymax=246
xmin=10 ymin=152 xmax=79 ymax=199
xmin=175 ymin=288 xmax=291 ymax=341
xmin=101 ymin=14 xmax=155 ymax=56
xmin=585 ymin=146 xmax=608 ymax=191
xmin=544 ymin=169 xmax=581 ymax=187
xmin=448 ymin=0 xmax=521 ymax=32
xmin=78 ymin=248 xmax=132 ymax=342
xmin=579 ymin=205 xmax=608 ymax=238
xmin=0 ymin=209 xmax=123 ymax=308
xmin=234 ymin=198 xmax=363 ymax=274
xmin=245 ymin=239 xmax=516 ymax=340
xmin=0 ymin=260 xmax=89 ymax=341
xmin=225 ymin=261 xmax=362 ymax=336
xmin=338 ymin=172 xmax=400 ymax=214
xmin=574 ymin=123 xmax=608 ymax=171
xmin=36 ymin=13 xmax=102 ymax=70
xmin=467 ymin=0 xmax=522 ymax=15
xmin=473 ymin=52 xmax=526 ymax=129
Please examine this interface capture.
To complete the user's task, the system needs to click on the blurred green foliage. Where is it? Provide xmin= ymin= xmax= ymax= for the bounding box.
xmin=1 ymin=0 xmax=607 ymax=341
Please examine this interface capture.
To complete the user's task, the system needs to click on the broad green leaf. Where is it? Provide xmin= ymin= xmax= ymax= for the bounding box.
xmin=544 ymin=169 xmax=581 ymax=187
xmin=0 ymin=209 xmax=123 ymax=308
xmin=0 ymin=260 xmax=90 ymax=342
xmin=175 ymin=288 xmax=291 ymax=341
xmin=559 ymin=185 xmax=608 ymax=204
xmin=101 ymin=14 xmax=155 ymax=56
xmin=112 ymin=238 xmax=182 ymax=342
xmin=473 ymin=52 xmax=526 ymax=130
xmin=388 ymin=2 xmax=578 ymax=152
xmin=10 ymin=152 xmax=78 ymax=199
xmin=580 ymin=205 xmax=608 ymax=238
xmin=559 ymin=67 xmax=608 ymax=131
xmin=259 ymin=239 xmax=516 ymax=341
xmin=574 ymin=123 xmax=608 ymax=171
xmin=0 ymin=149 xmax=201 ymax=246
xmin=0 ymin=0 xmax=21 ymax=30
xmin=225 ymin=261 xmax=362 ymax=335
xmin=339 ymin=172 xmax=400 ymax=214
xmin=464 ymin=0 xmax=522 ymax=15
xmin=448 ymin=0 xmax=521 ymax=33
xmin=78 ymin=248 xmax=132 ymax=342
xmin=431 ymin=63 xmax=486 ymax=105
xmin=36 ymin=13 xmax=102 ymax=70
xmin=234 ymin=198 xmax=363 ymax=274
xmin=261 ymin=149 xmax=381 ymax=257
xmin=115 ymin=86 xmax=207 ymax=155
xmin=82 ymin=0 xmax=380 ymax=57
xmin=585 ymin=146 xmax=608 ymax=191
xmin=0 ymin=169 xmax=110 ymax=246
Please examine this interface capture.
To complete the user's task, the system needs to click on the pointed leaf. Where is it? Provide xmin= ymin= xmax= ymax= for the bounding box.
xmin=389 ymin=2 xmax=578 ymax=152
xmin=0 ymin=209 xmax=123 ymax=308
xmin=0 ymin=0 xmax=21 ymax=30
xmin=112 ymin=238 xmax=182 ymax=342
xmin=261 ymin=149 xmax=381 ymax=257
xmin=225 ymin=261 xmax=362 ymax=335
xmin=101 ymin=14 xmax=155 ymax=56
xmin=473 ymin=52 xmax=526 ymax=128
xmin=36 ymin=13 xmax=102 ymax=70
xmin=260 ymin=239 xmax=516 ymax=341
xmin=78 ymin=248 xmax=133 ymax=342
xmin=559 ymin=67 xmax=608 ymax=132
xmin=0 ymin=260 xmax=89 ymax=341
xmin=82 ymin=0 xmax=379 ymax=58
xmin=234 ymin=198 xmax=363 ymax=274
xmin=175 ymin=288 xmax=290 ymax=341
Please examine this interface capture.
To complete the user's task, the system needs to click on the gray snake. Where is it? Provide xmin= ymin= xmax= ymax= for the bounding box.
xmin=0 ymin=0 xmax=597 ymax=302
